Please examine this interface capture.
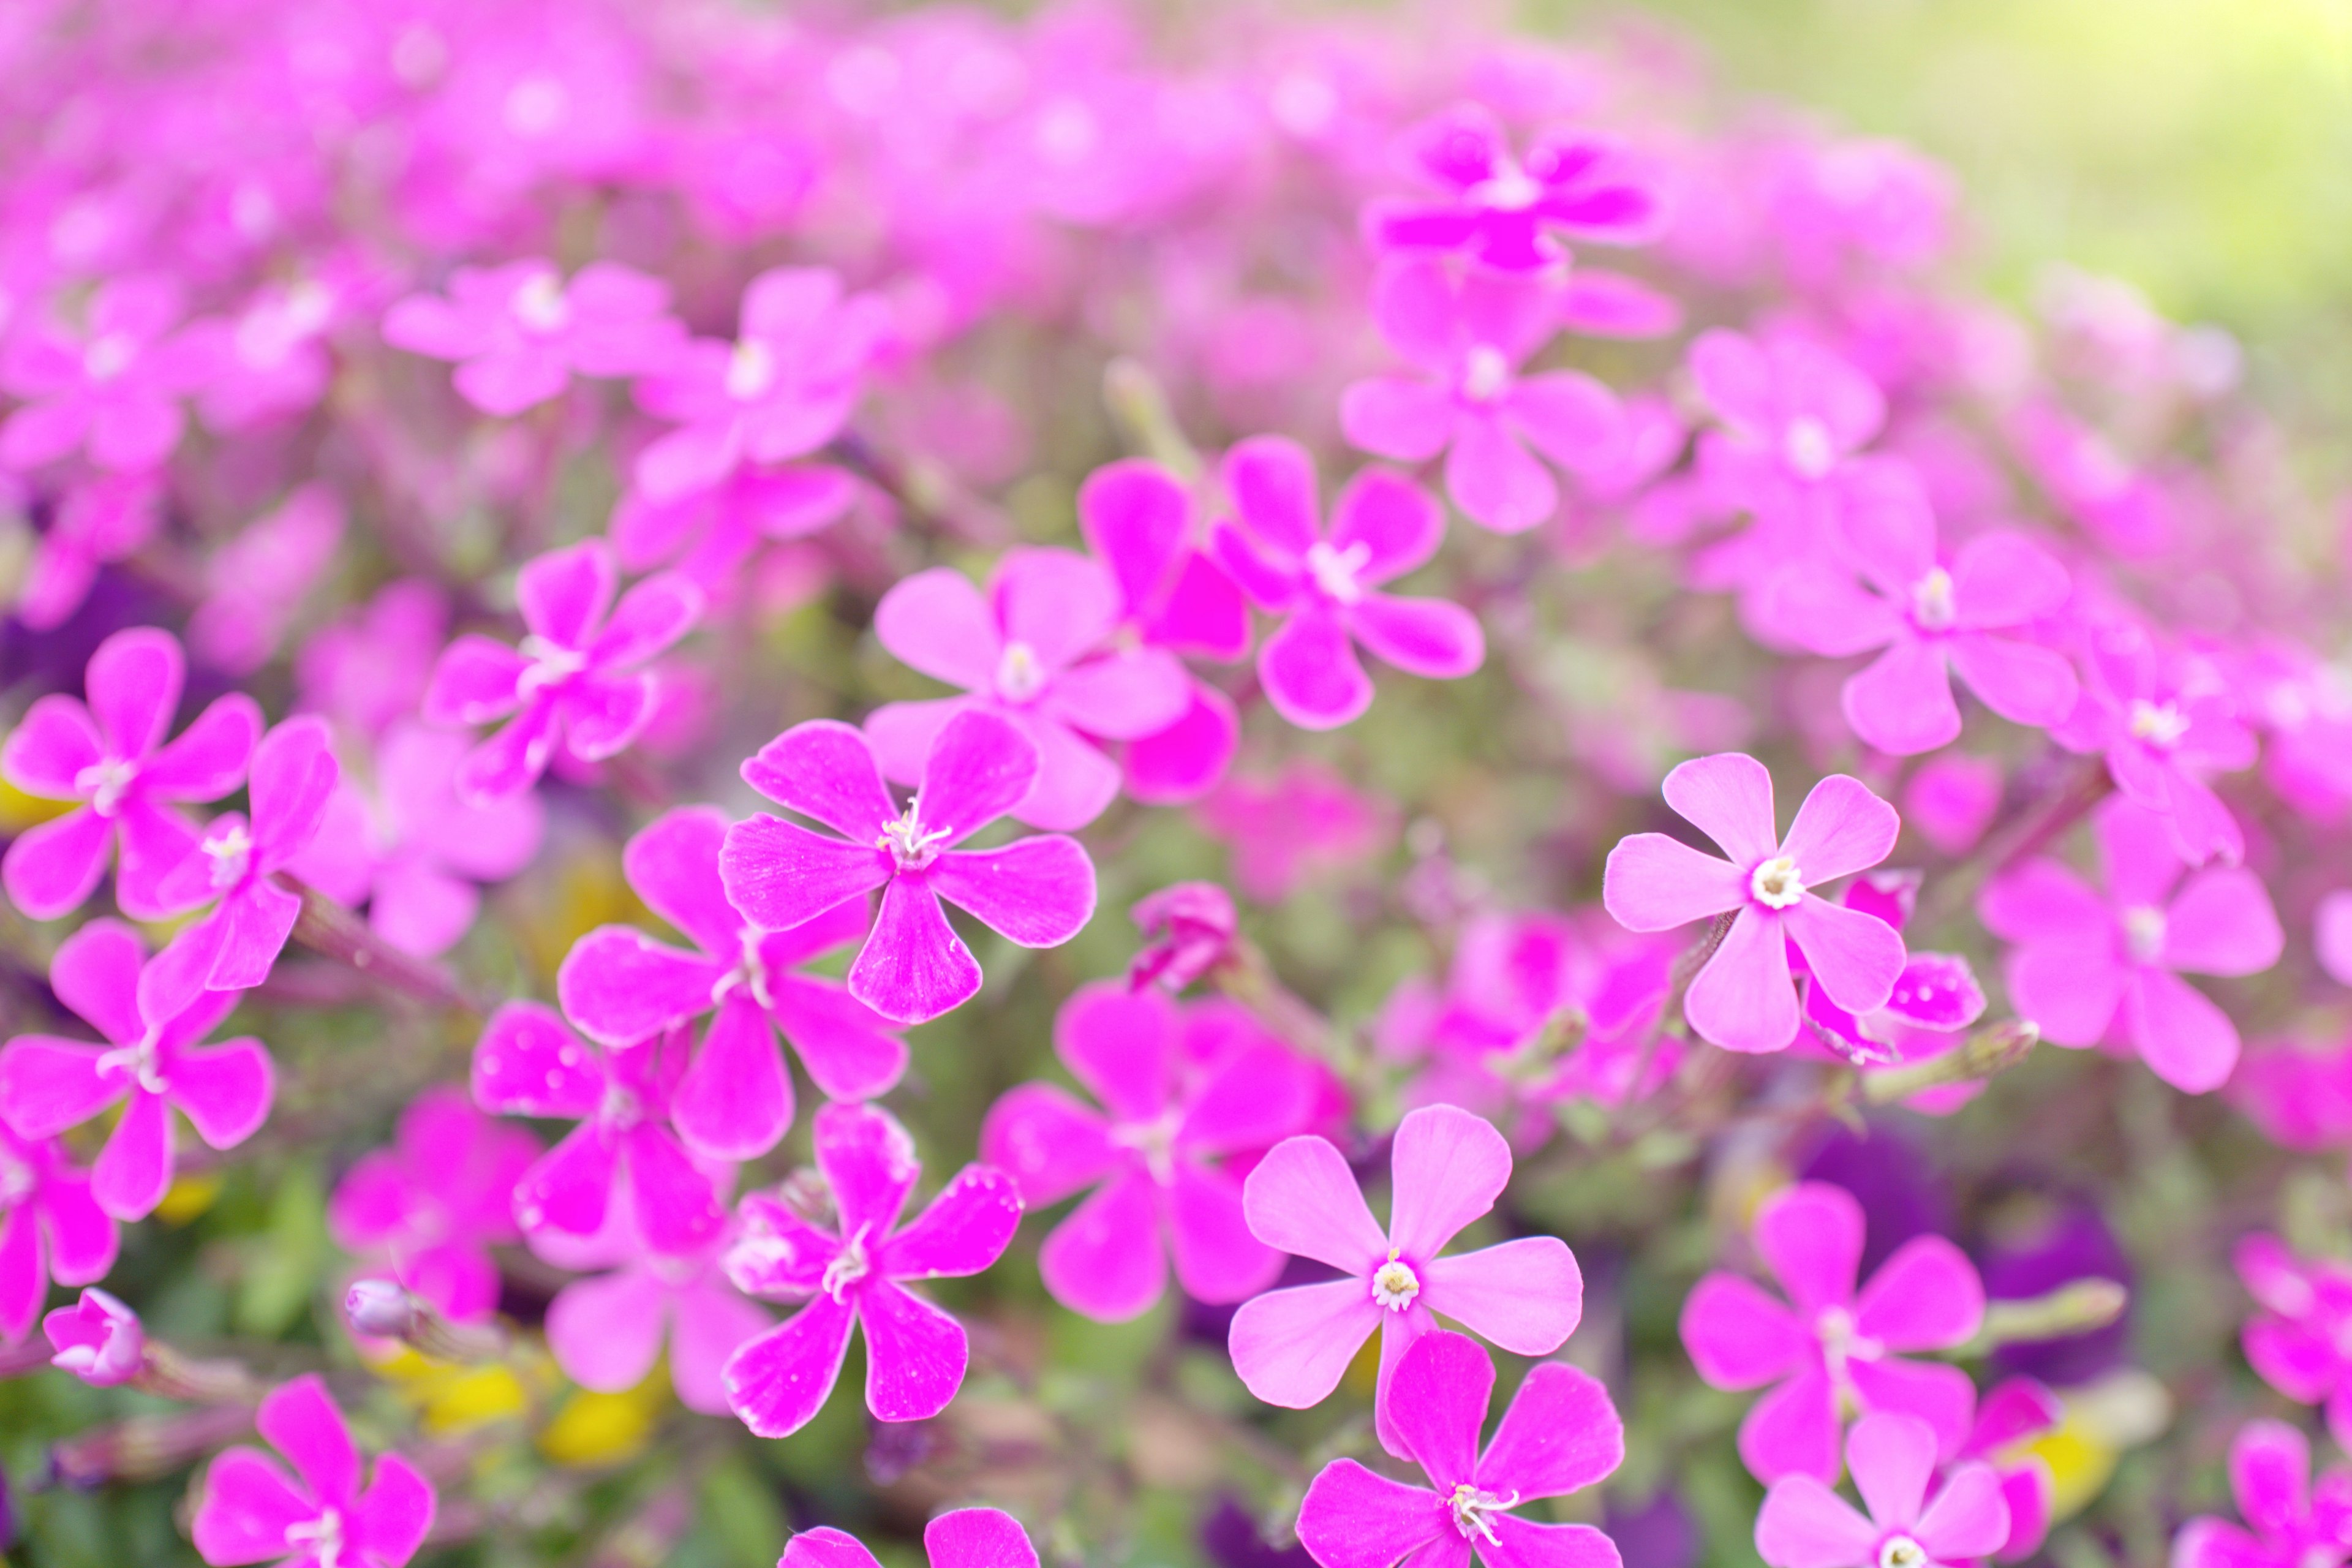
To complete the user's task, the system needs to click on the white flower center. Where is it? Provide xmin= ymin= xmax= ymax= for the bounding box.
xmin=516 ymin=635 xmax=589 ymax=698
xmin=1370 ymin=1252 xmax=1420 ymax=1311
xmin=2122 ymin=905 xmax=2167 ymax=965
xmin=710 ymin=928 xmax=777 ymax=1011
xmin=1910 ymin=567 xmax=1956 ymax=632
xmin=83 ymin=332 xmax=137 ymax=383
xmin=0 ymin=1146 xmax=35 ymax=1205
xmin=97 ymin=1033 xmax=168 ymax=1096
xmin=1109 ymin=1110 xmax=1183 ymax=1186
xmin=1469 ymin=163 xmax=1542 ymax=212
xmin=1305 ymin=540 xmax=1371 ymax=605
xmin=1783 ymin=417 xmax=1836 ymax=480
xmin=995 ymin=641 xmax=1047 ymax=704
xmin=1877 ymin=1536 xmax=1926 ymax=1568
xmin=502 ymin=74 xmax=568 ymax=138
xmin=1448 ymin=1483 xmax=1520 ymax=1545
xmin=598 ymin=1082 xmax=644 ymax=1130
xmin=726 ymin=338 xmax=778 ymax=401
xmin=202 ymin=822 xmax=254 ymax=891
xmin=2128 ymin=699 xmax=2189 ymax=749
xmin=510 ymin=271 xmax=572 ymax=334
xmin=1815 ymin=1305 xmax=1886 ymax=1394
xmin=1460 ymin=345 xmax=1512 ymax=404
xmin=1750 ymin=855 xmax=1806 ymax=910
xmin=75 ymin=756 xmax=138 ymax=817
xmin=875 ymin=798 xmax=954 ymax=871
xmin=822 ymin=1227 xmax=872 ymax=1300
xmin=287 ymin=1508 xmax=347 ymax=1568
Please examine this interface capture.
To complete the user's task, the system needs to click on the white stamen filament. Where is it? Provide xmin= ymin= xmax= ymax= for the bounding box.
xmin=202 ymin=822 xmax=254 ymax=891
xmin=822 ymin=1226 xmax=872 ymax=1300
xmin=97 ymin=1033 xmax=168 ymax=1096
xmin=286 ymin=1508 xmax=347 ymax=1568
xmin=2128 ymin=699 xmax=2190 ymax=749
xmin=516 ymin=635 xmax=589 ymax=698
xmin=75 ymin=756 xmax=138 ymax=817
xmin=876 ymin=797 xmax=954 ymax=871
xmin=1749 ymin=855 xmax=1806 ymax=910
xmin=1448 ymin=1483 xmax=1520 ymax=1545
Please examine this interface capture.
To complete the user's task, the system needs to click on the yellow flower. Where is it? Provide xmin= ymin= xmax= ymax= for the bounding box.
xmin=153 ymin=1173 xmax=223 ymax=1225
xmin=539 ymin=1368 xmax=671 ymax=1468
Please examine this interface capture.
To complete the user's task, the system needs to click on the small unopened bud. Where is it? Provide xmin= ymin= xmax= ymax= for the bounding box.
xmin=43 ymin=1288 xmax=144 ymax=1387
xmin=1129 ymin=882 xmax=1238 ymax=993
xmin=344 ymin=1280 xmax=509 ymax=1364
xmin=1975 ymin=1277 xmax=2130 ymax=1349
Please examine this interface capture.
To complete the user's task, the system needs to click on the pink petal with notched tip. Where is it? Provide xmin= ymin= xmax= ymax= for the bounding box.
xmin=1149 ymin=552 xmax=1251 ymax=662
xmin=1978 ymin=858 xmax=2108 ymax=944
xmin=635 ymin=416 xmax=745 ymax=505
xmin=768 ymin=975 xmax=905 ymax=1101
xmin=257 ymin=1372 xmax=360 ymax=1507
xmin=516 ymin=540 xmax=617 ymax=649
xmin=557 ymin=927 xmax=723 ymax=1047
xmin=1223 ymin=435 xmax=1322 ymax=557
xmin=1785 ymin=896 xmax=1905 ymax=1015
xmin=2125 ymin=967 xmax=2240 ymax=1093
xmin=1947 ymin=633 xmax=2078 ymax=728
xmin=1003 ymin=710 xmax=1123 ymax=831
xmin=1842 ymin=637 xmax=1960 ymax=756
xmin=1079 ymin=459 xmax=1190 ymax=614
xmin=1662 ymin=752 xmax=1781 ymax=866
xmin=2162 ymin=867 xmax=2283 ymax=976
xmin=1683 ymin=908 xmax=1798 ymax=1053
xmin=916 ymin=708 xmax=1042 ymax=846
xmin=470 ymin=1002 xmax=604 ymax=1118
xmin=1762 ymin=567 xmax=1902 ymax=658
xmin=370 ymin=859 xmax=480 ymax=957
xmin=1602 ymin=832 xmax=1746 ymax=932
xmin=1168 ymin=1161 xmax=1281 ymax=1303
xmin=1755 ymin=1474 xmax=1879 ymax=1568
xmin=2 ymin=696 xmax=103 ymax=797
xmin=1330 ymin=468 xmax=1445 ymax=586
xmin=875 ymin=567 xmax=1000 ymax=690
xmin=1915 ymin=1464 xmax=2012 ymax=1563
xmin=167 ymin=1039 xmax=273 ymax=1149
xmin=590 ymin=573 xmax=704 ymax=671
xmin=783 ymin=1527 xmax=883 ymax=1568
xmin=1386 ymin=1330 xmax=1491 ymax=1489
xmin=1349 ymin=593 xmax=1485 ymax=680
xmin=1177 ymin=1042 xmax=1317 ymax=1156
xmin=1854 ymin=1234 xmax=1984 ymax=1351
xmin=48 ymin=918 xmax=146 ymax=1046
xmin=995 ymin=548 xmax=1124 ymax=672
xmin=1847 ymin=1355 xmax=1976 ymax=1457
xmin=926 ymin=836 xmax=1095 ymax=947
xmin=1680 ymin=1272 xmax=1813 ymax=1388
xmin=850 ymin=876 xmax=980 ymax=1025
xmin=546 ymin=1267 xmax=668 ymax=1393
xmin=881 ymin=1165 xmax=1022 ymax=1280
xmin=1227 ymin=1275 xmax=1384 ymax=1409
xmin=421 ymin=635 xmax=531 ymax=726
xmin=1296 ymin=1459 xmax=1449 ymax=1568
xmin=559 ymin=671 xmax=657 ymax=762
xmin=1755 ymin=1182 xmax=1865 ymax=1314
xmin=454 ymin=346 xmax=569 ymax=415
xmin=1509 ymin=370 xmax=1625 ymax=475
xmin=1740 ymin=1363 xmax=1842 ymax=1485
xmin=1446 ymin=412 xmax=1558 ymax=533
xmin=192 ymin=1449 xmax=317 ymax=1565
xmin=1779 ymin=774 xmax=1901 ymax=886
xmin=1850 ymin=1412 xmax=1937 ymax=1528
xmin=1210 ymin=521 xmax=1306 ymax=611
xmin=670 ymin=1277 xmax=771 ymax=1415
xmin=1422 ymin=1237 xmax=1582 ymax=1354
xmin=1 ymin=808 xmax=112 ymax=920
xmin=671 ymin=992 xmax=792 ymax=1162
xmin=190 ymin=877 xmax=305 ymax=990
xmin=864 ymin=696 xmax=963 ymax=787
xmin=247 ymin=718 xmax=338 ymax=865
xmin=725 ymin=1291 xmax=858 ymax=1438
xmin=1041 ymin=648 xmax=1192 ymax=741
xmin=622 ymin=1123 xmax=725 ymax=1254
xmin=1123 ymin=682 xmax=1239 ymax=804
xmin=1039 ymin=1164 xmax=1166 ymax=1321
xmin=85 ymin=627 xmax=182 ymax=761
xmin=981 ymin=1083 xmax=1117 ymax=1206
xmin=455 ymin=699 xmax=560 ymax=803
xmin=814 ymin=1100 xmax=920 ymax=1238
xmin=1056 ymin=981 xmax=1176 ymax=1120
xmin=2230 ymin=1419 xmax=2311 ymax=1539
xmin=720 ymin=816 xmax=893 ymax=935
xmin=861 ymin=1280 xmax=968 ymax=1422
xmin=1480 ymin=1360 xmax=1625 ymax=1502
xmin=1950 ymin=532 xmax=2070 ymax=631
xmin=925 ymin=1507 xmax=1040 ymax=1568
xmin=0 ymin=1038 xmax=115 ymax=1139
xmin=1260 ymin=608 xmax=1374 ymax=729
xmin=350 ymin=1452 xmax=435 ymax=1567
xmin=512 ymin=1123 xmax=616 ymax=1240
xmin=1387 ymin=1103 xmax=1510 ymax=1259
xmin=1241 ymin=1134 xmax=1387 ymax=1272
xmin=40 ymin=1172 xmax=119 ymax=1285
xmin=2002 ymin=939 xmax=2126 ymax=1047
xmin=1341 ymin=375 xmax=1453 ymax=463
xmin=92 ymin=1089 xmax=173 ymax=1219
xmin=1480 ymin=1514 xmax=1622 ymax=1568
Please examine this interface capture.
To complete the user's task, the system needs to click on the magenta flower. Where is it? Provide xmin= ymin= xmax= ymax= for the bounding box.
xmin=2173 ymin=1420 xmax=2352 ymax=1568
xmin=557 ymin=805 xmax=907 ymax=1162
xmin=2236 ymin=1233 xmax=2352 ymax=1433
xmin=192 ymin=1375 xmax=435 ymax=1568
xmin=1679 ymin=1181 xmax=1985 ymax=1484
xmin=382 ymin=258 xmax=684 ymax=417
xmin=43 ymin=1286 xmax=143 ymax=1386
xmin=296 ymin=580 xmax=450 ymax=742
xmin=0 ymin=919 xmax=273 ymax=1222
xmin=153 ymin=716 xmax=341 ymax=991
xmin=1227 ymin=1103 xmax=1583 ymax=1456
xmin=981 ymin=979 xmax=1319 ymax=1321
xmin=1762 ymin=465 xmax=2078 ymax=755
xmin=1364 ymin=102 xmax=1662 ymax=271
xmin=867 ymin=548 xmax=1192 ymax=830
xmin=421 ymin=538 xmax=704 ymax=804
xmin=0 ymin=1124 xmax=116 ymax=1343
xmin=470 ymin=1003 xmax=725 ymax=1256
xmin=1691 ymin=330 xmax=1885 ymax=508
xmin=1954 ymin=1378 xmax=2064 ymax=1562
xmin=1295 ymin=1330 xmax=1622 ymax=1568
xmin=782 ymin=1509 xmax=1038 ymax=1568
xmin=17 ymin=470 xmax=162 ymax=631
xmin=631 ymin=266 xmax=888 ymax=504
xmin=1 ymin=625 xmax=262 ymax=921
xmin=1210 ymin=437 xmax=1485 ymax=731
xmin=2319 ymin=892 xmax=2352 ymax=987
xmin=0 ymin=275 xmax=199 ymax=472
xmin=1980 ymin=797 xmax=2282 ymax=1093
xmin=719 ymin=710 xmax=1098 ymax=1027
xmin=1341 ymin=257 xmax=1624 ymax=534
xmin=1128 ymin=881 xmax=1239 ymax=993
xmin=1195 ymin=761 xmax=1393 ymax=903
xmin=189 ymin=485 xmax=345 ymax=676
xmin=721 ymin=1101 xmax=1022 ymax=1439
xmin=1755 ymin=1412 xmax=2010 ymax=1568
xmin=609 ymin=463 xmax=858 ymax=586
xmin=2052 ymin=627 xmax=2254 ymax=865
xmin=1793 ymin=875 xmax=1986 ymax=1090
xmin=328 ymin=1085 xmax=538 ymax=1324
xmin=545 ymin=1221 xmax=771 ymax=1416
xmin=1603 ymin=753 xmax=1907 ymax=1054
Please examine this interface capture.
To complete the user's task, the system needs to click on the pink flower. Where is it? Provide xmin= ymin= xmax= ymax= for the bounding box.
xmin=1689 ymin=330 xmax=1883 ymax=536
xmin=0 ymin=1125 xmax=116 ymax=1344
xmin=0 ymin=276 xmax=200 ymax=472
xmin=631 ymin=267 xmax=888 ymax=504
xmin=1902 ymin=756 xmax=2003 ymax=857
xmin=2172 ymin=1420 xmax=2352 ymax=1568
xmin=545 ymin=1221 xmax=771 ymax=1417
xmin=1679 ymin=1182 xmax=1985 ymax=1484
xmin=1 ymin=626 xmax=261 ymax=920
xmin=177 ymin=268 xmax=366 ymax=432
xmin=43 ymin=1286 xmax=143 ymax=1386
xmin=192 ymin=1375 xmax=435 ymax=1568
xmin=17 ymin=470 xmax=162 ymax=631
xmin=328 ymin=1085 xmax=538 ymax=1324
xmin=1755 ymin=1412 xmax=2010 ymax=1568
xmin=556 ymin=805 xmax=907 ymax=1162
xmin=609 ymin=463 xmax=858 ymax=587
xmin=782 ymin=1508 xmax=1039 ymax=1568
xmin=1195 ymin=760 xmax=1393 ymax=903
xmin=1295 ymin=1330 xmax=1623 ymax=1568
xmin=2051 ymin=625 xmax=2253 ymax=865
xmin=867 ymin=548 xmax=1192 ymax=830
xmin=2236 ymin=1233 xmax=2352 ymax=1433
xmin=1603 ymin=753 xmax=1907 ymax=1054
xmin=189 ymin=485 xmax=346 ymax=676
xmin=2318 ymin=891 xmax=2352 ymax=987
xmin=1341 ymin=257 xmax=1624 ymax=534
xmin=1128 ymin=881 xmax=1238 ymax=993
xmin=1954 ymin=1378 xmax=2064 ymax=1562
xmin=1793 ymin=875 xmax=1987 ymax=1096
xmin=1363 ymin=103 xmax=1662 ymax=271
xmin=0 ymin=919 xmax=273 ymax=1222
xmin=381 ymin=258 xmax=683 ymax=417
xmin=1762 ymin=464 xmax=2078 ymax=755
xmin=1980 ymin=797 xmax=2281 ymax=1093
xmin=470 ymin=1004 xmax=725 ymax=1256
xmin=296 ymin=580 xmax=450 ymax=742
xmin=153 ymin=717 xmax=342 ymax=992
xmin=1227 ymin=1103 xmax=1583 ymax=1457
xmin=981 ymin=980 xmax=1319 ymax=1321
xmin=719 ymin=710 xmax=1098 ymax=1026
xmin=1210 ymin=437 xmax=1485 ymax=731
xmin=421 ymin=538 xmax=704 ymax=804
xmin=721 ymin=1101 xmax=1022 ymax=1439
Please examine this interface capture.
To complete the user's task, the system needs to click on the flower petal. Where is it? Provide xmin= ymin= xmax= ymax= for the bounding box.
xmin=1477 ymin=1360 xmax=1624 ymax=1502
xmin=1855 ymin=1236 xmax=1985 ymax=1352
xmin=1259 ymin=608 xmax=1374 ymax=730
xmin=1385 ymin=1329 xmax=1492 ymax=1490
xmin=1422 ymin=1238 xmax=1582 ymax=1355
xmin=1038 ymin=1164 xmax=1167 ymax=1322
xmin=1348 ymin=594 xmax=1485 ymax=680
xmin=718 ymin=815 xmax=892 ymax=933
xmin=927 ymin=836 xmax=1096 ymax=948
xmin=1242 ymin=1134 xmax=1389 ymax=1272
xmin=1388 ymin=1103 xmax=1511 ymax=1260
xmin=880 ymin=1164 xmax=1023 ymax=1280
xmin=1296 ymin=1459 xmax=1449 ymax=1568
xmin=1784 ymin=896 xmax=1905 ymax=1016
xmin=1227 ymin=1276 xmax=1382 ymax=1409
xmin=860 ymin=1280 xmax=968 ymax=1422
xmin=724 ymin=1292 xmax=858 ymax=1439
xmin=1679 ymin=1272 xmax=1811 ymax=1389
xmin=849 ymin=877 xmax=980 ymax=1025
xmin=874 ymin=567 xmax=999 ymax=690
xmin=1602 ymin=833 xmax=1745 ymax=932
xmin=1754 ymin=1476 xmax=1879 ymax=1568
xmin=1661 ymin=753 xmax=1779 ymax=865
xmin=1683 ymin=909 xmax=1798 ymax=1054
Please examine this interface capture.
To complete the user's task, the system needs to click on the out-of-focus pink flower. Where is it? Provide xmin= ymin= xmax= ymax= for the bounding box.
xmin=1 ymin=626 xmax=261 ymax=920
xmin=43 ymin=1286 xmax=143 ymax=1386
xmin=1980 ymin=797 xmax=2282 ymax=1093
xmin=1755 ymin=1412 xmax=2010 ymax=1568
xmin=1792 ymin=874 xmax=1987 ymax=1101
xmin=1228 ymin=1103 xmax=1583 ymax=1457
xmin=981 ymin=981 xmax=1319 ymax=1321
xmin=1903 ymin=754 xmax=2003 ymax=856
xmin=16 ymin=470 xmax=162 ymax=630
xmin=0 ymin=276 xmax=200 ymax=473
xmin=1211 ymin=436 xmax=1484 ymax=731
xmin=1680 ymin=1181 xmax=1985 ymax=1483
xmin=421 ymin=538 xmax=703 ymax=803
xmin=328 ymin=1085 xmax=538 ymax=1324
xmin=1364 ymin=102 xmax=1662 ymax=271
xmin=545 ymin=1220 xmax=770 ymax=1416
xmin=296 ymin=580 xmax=450 ymax=742
xmin=867 ymin=549 xmax=1191 ymax=831
xmin=1295 ymin=1330 xmax=1623 ymax=1568
xmin=782 ymin=1509 xmax=1039 ymax=1568
xmin=0 ymin=1125 xmax=116 ymax=1344
xmin=2171 ymin=1420 xmax=2352 ymax=1568
xmin=557 ymin=805 xmax=905 ymax=1162
xmin=383 ymin=259 xmax=682 ymax=417
xmin=608 ymin=464 xmax=859 ymax=587
xmin=1604 ymin=753 xmax=1906 ymax=1054
xmin=189 ymin=484 xmax=345 ymax=676
xmin=1691 ymin=329 xmax=1885 ymax=514
xmin=177 ymin=268 xmax=363 ymax=432
xmin=1956 ymin=1378 xmax=2064 ymax=1562
xmin=1194 ymin=761 xmax=1392 ymax=902
xmin=720 ymin=711 xmax=1096 ymax=1026
xmin=1128 ymin=881 xmax=1239 ymax=993
xmin=2052 ymin=625 xmax=2253 ymax=865
xmin=1342 ymin=257 xmax=1624 ymax=533
xmin=2236 ymin=1233 xmax=2352 ymax=1434
xmin=0 ymin=919 xmax=273 ymax=1222
xmin=2321 ymin=892 xmax=2352 ymax=987
xmin=192 ymin=1376 xmax=434 ymax=1568
xmin=722 ymin=1101 xmax=1022 ymax=1438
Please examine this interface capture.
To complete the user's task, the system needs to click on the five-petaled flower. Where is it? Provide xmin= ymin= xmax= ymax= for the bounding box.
xmin=382 ymin=258 xmax=684 ymax=416
xmin=1363 ymin=102 xmax=1662 ymax=270
xmin=781 ymin=1507 xmax=1040 ymax=1568
xmin=1754 ymin=1412 xmax=2010 ymax=1568
xmin=328 ymin=1084 xmax=539 ymax=1324
xmin=2169 ymin=1419 xmax=2352 ymax=1568
xmin=192 ymin=1375 xmax=435 ymax=1568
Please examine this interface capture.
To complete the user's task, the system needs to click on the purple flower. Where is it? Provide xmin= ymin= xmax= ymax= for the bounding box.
xmin=1295 ymin=1330 xmax=1623 ymax=1568
xmin=1679 ymin=1181 xmax=1985 ymax=1485
xmin=0 ymin=919 xmax=274 ymax=1221
xmin=721 ymin=1101 xmax=1022 ymax=1439
xmin=545 ymin=1220 xmax=771 ymax=1416
xmin=192 ymin=1376 xmax=435 ymax=1568
xmin=1342 ymin=257 xmax=1624 ymax=534
xmin=718 ymin=709 xmax=1098 ymax=1026
xmin=1210 ymin=437 xmax=1485 ymax=731
xmin=1604 ymin=753 xmax=1907 ymax=1054
xmin=421 ymin=538 xmax=704 ymax=804
xmin=0 ymin=276 xmax=200 ymax=472
xmin=981 ymin=979 xmax=1321 ymax=1321
xmin=1363 ymin=102 xmax=1662 ymax=271
xmin=1980 ymin=797 xmax=2282 ymax=1093
xmin=2173 ymin=1420 xmax=2352 ymax=1568
xmin=1755 ymin=1412 xmax=2010 ymax=1568
xmin=782 ymin=1508 xmax=1039 ymax=1568
xmin=1 ymin=626 xmax=261 ymax=921
xmin=43 ymin=1286 xmax=143 ymax=1386
xmin=556 ymin=805 xmax=907 ymax=1162
xmin=328 ymin=1085 xmax=538 ymax=1324
xmin=2052 ymin=626 xmax=2254 ymax=865
xmin=469 ymin=1003 xmax=725 ymax=1256
xmin=1227 ymin=1103 xmax=1583 ymax=1457
xmin=383 ymin=258 xmax=683 ymax=417
xmin=0 ymin=1125 xmax=116 ymax=1344
xmin=1128 ymin=881 xmax=1239 ymax=993
xmin=2236 ymin=1233 xmax=2352 ymax=1433
xmin=153 ymin=716 xmax=341 ymax=991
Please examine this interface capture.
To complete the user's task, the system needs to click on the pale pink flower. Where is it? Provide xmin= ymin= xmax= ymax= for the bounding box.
xmin=1691 ymin=329 xmax=1885 ymax=516
xmin=2051 ymin=625 xmax=2253 ymax=865
xmin=545 ymin=1221 xmax=771 ymax=1416
xmin=0 ymin=1124 xmax=116 ymax=1344
xmin=192 ymin=1376 xmax=434 ymax=1568
xmin=15 ymin=470 xmax=161 ymax=630
xmin=2171 ymin=1420 xmax=2352 ymax=1568
xmin=1194 ymin=760 xmax=1392 ymax=902
xmin=0 ymin=276 xmax=200 ymax=472
xmin=1364 ymin=102 xmax=1662 ymax=270
xmin=328 ymin=1085 xmax=538 ymax=1324
xmin=43 ymin=1286 xmax=143 ymax=1386
xmin=1755 ymin=1412 xmax=2009 ymax=1568
xmin=782 ymin=1509 xmax=1039 ymax=1568
xmin=382 ymin=258 xmax=682 ymax=417
xmin=188 ymin=485 xmax=345 ymax=676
